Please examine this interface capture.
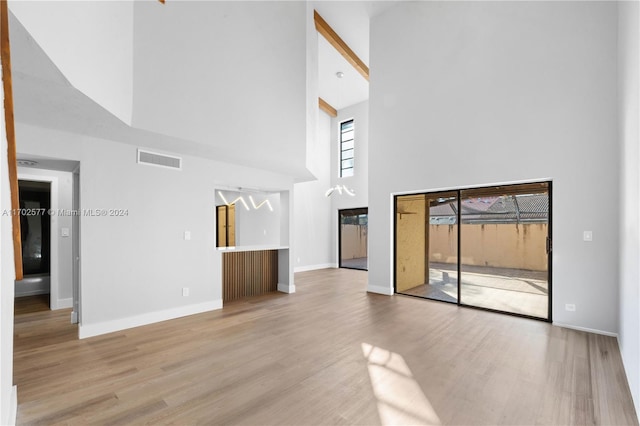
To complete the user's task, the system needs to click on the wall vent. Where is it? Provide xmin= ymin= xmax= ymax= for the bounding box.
xmin=137 ymin=149 xmax=182 ymax=170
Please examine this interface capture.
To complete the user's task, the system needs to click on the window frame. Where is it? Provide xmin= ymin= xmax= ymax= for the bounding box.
xmin=339 ymin=118 xmax=355 ymax=178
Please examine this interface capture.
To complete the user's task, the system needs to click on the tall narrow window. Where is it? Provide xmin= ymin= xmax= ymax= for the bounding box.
xmin=340 ymin=119 xmax=354 ymax=177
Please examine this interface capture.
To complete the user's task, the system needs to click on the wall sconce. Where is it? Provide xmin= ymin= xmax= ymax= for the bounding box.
xmin=325 ymin=185 xmax=355 ymax=197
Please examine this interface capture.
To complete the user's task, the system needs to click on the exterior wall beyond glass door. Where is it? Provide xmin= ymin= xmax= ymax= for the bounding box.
xmin=339 ymin=208 xmax=368 ymax=270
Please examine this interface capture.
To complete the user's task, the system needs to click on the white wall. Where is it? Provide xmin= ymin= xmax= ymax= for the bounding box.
xmin=305 ymin=1 xmax=321 ymax=179
xmin=331 ymin=101 xmax=369 ymax=264
xmin=293 ymin=99 xmax=370 ymax=272
xmin=293 ymin=112 xmax=333 ymax=271
xmin=9 ymin=1 xmax=134 ymax=124
xmin=16 ymin=167 xmax=74 ymax=307
xmin=237 ymin=193 xmax=280 ymax=246
xmin=369 ymin=2 xmax=619 ymax=334
xmin=618 ymin=0 xmax=640 ymax=416
xmin=0 ymin=62 xmax=17 ymax=426
xmin=131 ymin=1 xmax=308 ymax=178
xmin=16 ymin=122 xmax=294 ymax=338
xmin=216 ymin=189 xmax=281 ymax=247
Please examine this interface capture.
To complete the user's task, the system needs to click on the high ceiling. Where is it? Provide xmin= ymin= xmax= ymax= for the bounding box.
xmin=8 ymin=1 xmax=402 ymax=180
xmin=314 ymin=1 xmax=400 ymax=112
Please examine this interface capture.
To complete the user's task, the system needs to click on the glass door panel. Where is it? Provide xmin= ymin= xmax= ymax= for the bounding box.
xmin=339 ymin=208 xmax=368 ymax=270
xmin=459 ymin=182 xmax=550 ymax=319
xmin=396 ymin=195 xmax=426 ymax=293
xmin=395 ymin=192 xmax=459 ymax=303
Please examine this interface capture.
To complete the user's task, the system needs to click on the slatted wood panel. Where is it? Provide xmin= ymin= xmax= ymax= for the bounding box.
xmin=223 ymin=250 xmax=278 ymax=302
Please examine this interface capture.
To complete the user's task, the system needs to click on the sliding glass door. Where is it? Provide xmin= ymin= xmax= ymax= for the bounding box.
xmin=339 ymin=208 xmax=368 ymax=270
xmin=395 ymin=192 xmax=459 ymax=303
xmin=395 ymin=182 xmax=551 ymax=321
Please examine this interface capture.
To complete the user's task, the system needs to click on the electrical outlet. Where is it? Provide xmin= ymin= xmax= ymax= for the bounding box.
xmin=182 ymin=287 xmax=189 ymax=297
xmin=184 ymin=231 xmax=191 ymax=240
xmin=583 ymin=231 xmax=593 ymax=242
xmin=565 ymin=303 xmax=576 ymax=312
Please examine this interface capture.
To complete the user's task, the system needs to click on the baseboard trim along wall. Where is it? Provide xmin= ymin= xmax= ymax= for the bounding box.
xmin=14 ymin=289 xmax=48 ymax=297
xmin=553 ymin=322 xmax=618 ymax=338
xmin=294 ymin=263 xmax=337 ymax=273
xmin=56 ymin=298 xmax=72 ymax=310
xmin=277 ymin=283 xmax=296 ymax=293
xmin=78 ymin=300 xmax=222 ymax=339
xmin=6 ymin=385 xmax=17 ymax=426
xmin=367 ymin=284 xmax=394 ymax=296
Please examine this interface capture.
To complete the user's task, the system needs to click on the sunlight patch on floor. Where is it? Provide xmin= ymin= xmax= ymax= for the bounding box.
xmin=361 ymin=342 xmax=441 ymax=426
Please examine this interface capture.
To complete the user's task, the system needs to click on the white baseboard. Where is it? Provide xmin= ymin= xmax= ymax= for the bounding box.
xmin=618 ymin=345 xmax=640 ymax=424
xmin=367 ymin=284 xmax=394 ymax=296
xmin=55 ymin=298 xmax=73 ymax=310
xmin=78 ymin=300 xmax=222 ymax=339
xmin=294 ymin=263 xmax=337 ymax=273
xmin=278 ymin=283 xmax=296 ymax=294
xmin=553 ymin=322 xmax=618 ymax=337
xmin=14 ymin=289 xmax=49 ymax=297
xmin=6 ymin=385 xmax=17 ymax=426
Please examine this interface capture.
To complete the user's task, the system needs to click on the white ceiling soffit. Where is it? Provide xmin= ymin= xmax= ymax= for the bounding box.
xmin=16 ymin=155 xmax=79 ymax=173
xmin=9 ymin=8 xmax=314 ymax=181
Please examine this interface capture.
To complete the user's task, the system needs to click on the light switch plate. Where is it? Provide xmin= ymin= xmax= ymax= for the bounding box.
xmin=184 ymin=231 xmax=191 ymax=240
xmin=583 ymin=231 xmax=593 ymax=242
xmin=61 ymin=228 xmax=70 ymax=237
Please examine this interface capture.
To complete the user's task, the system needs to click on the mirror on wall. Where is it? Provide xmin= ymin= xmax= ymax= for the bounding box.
xmin=216 ymin=189 xmax=280 ymax=248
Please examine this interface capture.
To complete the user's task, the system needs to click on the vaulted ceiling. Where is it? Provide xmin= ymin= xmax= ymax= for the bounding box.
xmin=8 ymin=1 xmax=400 ymax=180
xmin=314 ymin=1 xmax=399 ymax=112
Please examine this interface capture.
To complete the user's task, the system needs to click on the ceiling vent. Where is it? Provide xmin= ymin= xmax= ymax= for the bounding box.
xmin=137 ymin=149 xmax=182 ymax=171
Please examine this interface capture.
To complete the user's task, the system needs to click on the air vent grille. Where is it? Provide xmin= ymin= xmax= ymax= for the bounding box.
xmin=137 ymin=149 xmax=182 ymax=170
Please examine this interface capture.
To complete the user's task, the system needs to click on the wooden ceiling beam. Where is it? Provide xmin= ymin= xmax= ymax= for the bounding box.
xmin=318 ymin=97 xmax=337 ymax=117
xmin=1 ymin=0 xmax=24 ymax=280
xmin=314 ymin=10 xmax=369 ymax=82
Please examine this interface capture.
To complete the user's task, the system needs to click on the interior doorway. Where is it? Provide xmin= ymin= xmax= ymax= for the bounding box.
xmin=339 ymin=208 xmax=368 ymax=271
xmin=15 ymin=163 xmax=81 ymax=323
xmin=15 ymin=180 xmax=52 ymax=304
xmin=395 ymin=181 xmax=551 ymax=321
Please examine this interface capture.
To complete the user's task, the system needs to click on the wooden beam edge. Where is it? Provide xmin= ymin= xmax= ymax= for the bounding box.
xmin=0 ymin=0 xmax=23 ymax=280
xmin=314 ymin=10 xmax=369 ymax=82
xmin=318 ymin=98 xmax=337 ymax=117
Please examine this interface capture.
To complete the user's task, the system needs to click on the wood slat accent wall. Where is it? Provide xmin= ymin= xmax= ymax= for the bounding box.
xmin=223 ymin=250 xmax=278 ymax=302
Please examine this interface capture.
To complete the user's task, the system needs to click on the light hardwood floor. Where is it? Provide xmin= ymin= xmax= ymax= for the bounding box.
xmin=14 ymin=269 xmax=638 ymax=425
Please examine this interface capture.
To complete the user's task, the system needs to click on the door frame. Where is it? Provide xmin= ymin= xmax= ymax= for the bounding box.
xmin=71 ymin=166 xmax=81 ymax=324
xmin=393 ymin=180 xmax=552 ymax=322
